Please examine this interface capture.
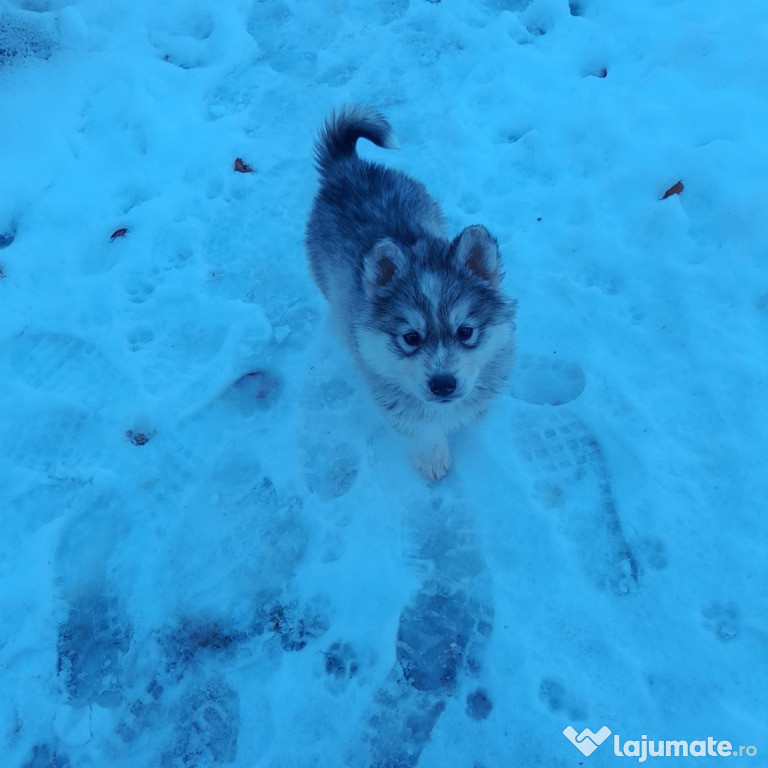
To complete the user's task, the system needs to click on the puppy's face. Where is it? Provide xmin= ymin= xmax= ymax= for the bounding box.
xmin=356 ymin=227 xmax=516 ymax=406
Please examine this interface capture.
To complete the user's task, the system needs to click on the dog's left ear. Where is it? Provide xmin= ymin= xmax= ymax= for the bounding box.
xmin=453 ymin=225 xmax=501 ymax=286
xmin=363 ymin=238 xmax=405 ymax=296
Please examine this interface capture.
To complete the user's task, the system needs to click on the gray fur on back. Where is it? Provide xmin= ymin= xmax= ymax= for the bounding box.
xmin=306 ymin=105 xmax=446 ymax=326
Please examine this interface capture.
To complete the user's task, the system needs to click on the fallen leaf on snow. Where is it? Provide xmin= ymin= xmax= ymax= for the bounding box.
xmin=661 ymin=180 xmax=684 ymax=199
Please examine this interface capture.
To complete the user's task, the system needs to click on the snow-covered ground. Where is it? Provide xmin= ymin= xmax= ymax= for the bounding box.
xmin=1 ymin=0 xmax=766 ymax=765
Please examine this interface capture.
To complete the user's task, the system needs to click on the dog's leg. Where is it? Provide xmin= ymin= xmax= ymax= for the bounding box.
xmin=411 ymin=429 xmax=451 ymax=481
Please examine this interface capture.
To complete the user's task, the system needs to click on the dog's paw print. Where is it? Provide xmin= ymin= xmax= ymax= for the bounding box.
xmin=538 ymin=678 xmax=587 ymax=722
xmin=301 ymin=376 xmax=354 ymax=411
xmin=261 ymin=600 xmax=330 ymax=652
xmin=126 ymin=326 xmax=155 ymax=352
xmin=324 ymin=641 xmax=359 ymax=677
xmin=702 ymin=601 xmax=739 ymax=642
xmin=466 ymin=688 xmax=493 ymax=721
xmin=304 ymin=441 xmax=359 ymax=500
xmin=123 ymin=271 xmax=159 ymax=303
xmin=639 ymin=536 xmax=668 ymax=570
xmin=321 ymin=641 xmax=361 ymax=694
xmin=317 ymin=61 xmax=358 ymax=87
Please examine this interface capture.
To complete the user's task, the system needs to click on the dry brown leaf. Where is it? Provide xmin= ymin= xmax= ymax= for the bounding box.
xmin=234 ymin=158 xmax=254 ymax=173
xmin=662 ymin=180 xmax=684 ymax=199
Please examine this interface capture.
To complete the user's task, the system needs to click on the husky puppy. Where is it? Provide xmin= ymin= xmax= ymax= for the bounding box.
xmin=305 ymin=105 xmax=516 ymax=480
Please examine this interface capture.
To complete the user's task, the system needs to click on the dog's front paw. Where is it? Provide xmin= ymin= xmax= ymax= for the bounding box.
xmin=413 ymin=437 xmax=451 ymax=482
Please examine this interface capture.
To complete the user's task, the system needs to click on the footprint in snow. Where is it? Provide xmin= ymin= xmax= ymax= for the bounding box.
xmin=164 ymin=679 xmax=240 ymax=766
xmin=0 ymin=405 xmax=106 ymax=473
xmin=508 ymin=354 xmax=639 ymax=595
xmin=357 ymin=500 xmax=493 ymax=767
xmin=147 ymin=8 xmax=218 ymax=70
xmin=3 ymin=332 xmax=132 ymax=473
xmin=57 ymin=591 xmax=133 ymax=708
xmin=299 ymin=344 xmax=363 ymax=500
xmin=1 ymin=477 xmax=87 ymax=576
xmin=511 ymin=408 xmax=638 ymax=595
xmin=245 ymin=0 xmax=319 ymax=77
xmin=115 ymin=596 xmax=283 ymax=757
xmin=7 ymin=332 xmax=124 ymax=406
xmin=54 ymin=499 xmax=134 ymax=709
xmin=162 ymin=617 xmax=249 ymax=680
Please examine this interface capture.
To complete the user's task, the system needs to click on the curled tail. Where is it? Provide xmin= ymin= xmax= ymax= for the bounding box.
xmin=313 ymin=104 xmax=398 ymax=176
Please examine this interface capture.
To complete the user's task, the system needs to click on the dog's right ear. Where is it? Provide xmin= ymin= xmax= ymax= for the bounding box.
xmin=452 ymin=225 xmax=501 ymax=286
xmin=363 ymin=238 xmax=405 ymax=295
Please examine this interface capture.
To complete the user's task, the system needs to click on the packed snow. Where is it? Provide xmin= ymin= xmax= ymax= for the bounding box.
xmin=1 ymin=0 xmax=766 ymax=766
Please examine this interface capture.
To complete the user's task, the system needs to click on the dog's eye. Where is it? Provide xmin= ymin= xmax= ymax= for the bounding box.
xmin=457 ymin=326 xmax=474 ymax=342
xmin=403 ymin=331 xmax=421 ymax=347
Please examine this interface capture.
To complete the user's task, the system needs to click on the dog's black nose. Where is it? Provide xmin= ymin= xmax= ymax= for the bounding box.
xmin=429 ymin=375 xmax=457 ymax=398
